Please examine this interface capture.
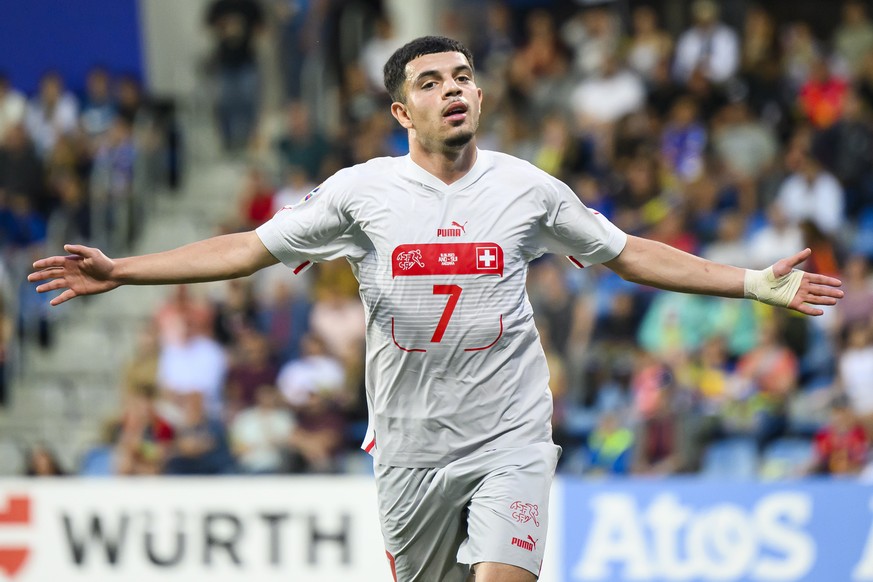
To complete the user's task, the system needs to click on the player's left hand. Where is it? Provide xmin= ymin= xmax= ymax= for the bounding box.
xmin=772 ymin=248 xmax=843 ymax=316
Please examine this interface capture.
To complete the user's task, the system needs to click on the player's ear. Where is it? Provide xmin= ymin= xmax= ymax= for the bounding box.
xmin=391 ymin=101 xmax=413 ymax=129
xmin=477 ymin=87 xmax=483 ymax=114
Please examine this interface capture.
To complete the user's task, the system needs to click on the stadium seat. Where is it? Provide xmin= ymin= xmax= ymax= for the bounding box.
xmin=700 ymin=437 xmax=759 ymax=480
xmin=759 ymin=438 xmax=815 ymax=480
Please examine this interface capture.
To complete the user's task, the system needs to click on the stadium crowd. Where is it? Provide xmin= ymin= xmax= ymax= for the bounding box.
xmin=8 ymin=0 xmax=873 ymax=480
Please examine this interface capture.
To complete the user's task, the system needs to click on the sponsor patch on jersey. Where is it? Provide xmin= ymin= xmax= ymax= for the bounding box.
xmin=302 ymin=184 xmax=322 ymax=203
xmin=391 ymin=243 xmax=504 ymax=277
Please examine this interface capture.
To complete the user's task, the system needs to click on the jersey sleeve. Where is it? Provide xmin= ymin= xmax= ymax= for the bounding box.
xmin=255 ymin=172 xmax=359 ymax=271
xmin=534 ymin=175 xmax=627 ymax=267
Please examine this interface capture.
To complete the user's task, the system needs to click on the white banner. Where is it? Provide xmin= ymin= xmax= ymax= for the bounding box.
xmin=0 ymin=477 xmax=391 ymax=582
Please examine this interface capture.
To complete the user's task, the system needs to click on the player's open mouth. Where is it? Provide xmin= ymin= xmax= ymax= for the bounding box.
xmin=443 ymin=102 xmax=468 ymax=122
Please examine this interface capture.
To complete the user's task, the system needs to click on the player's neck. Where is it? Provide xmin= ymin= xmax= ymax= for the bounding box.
xmin=409 ymin=140 xmax=478 ymax=186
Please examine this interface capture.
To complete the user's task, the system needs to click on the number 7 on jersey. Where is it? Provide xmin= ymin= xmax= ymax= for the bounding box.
xmin=431 ymin=285 xmax=462 ymax=343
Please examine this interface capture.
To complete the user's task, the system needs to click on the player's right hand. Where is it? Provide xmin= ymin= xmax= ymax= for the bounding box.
xmin=28 ymin=244 xmax=120 ymax=306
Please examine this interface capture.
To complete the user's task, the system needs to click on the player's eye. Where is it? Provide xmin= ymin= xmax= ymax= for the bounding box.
xmin=421 ymin=81 xmax=437 ymax=90
xmin=456 ymin=76 xmax=470 ymax=83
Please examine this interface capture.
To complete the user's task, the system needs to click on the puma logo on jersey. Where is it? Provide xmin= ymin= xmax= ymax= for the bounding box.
xmin=511 ymin=535 xmax=538 ymax=552
xmin=437 ymin=220 xmax=468 ymax=237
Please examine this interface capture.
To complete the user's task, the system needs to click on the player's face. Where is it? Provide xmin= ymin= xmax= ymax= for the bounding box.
xmin=392 ymin=52 xmax=483 ymax=151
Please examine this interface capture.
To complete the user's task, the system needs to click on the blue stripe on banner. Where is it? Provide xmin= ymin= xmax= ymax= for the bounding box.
xmin=0 ymin=0 xmax=143 ymax=96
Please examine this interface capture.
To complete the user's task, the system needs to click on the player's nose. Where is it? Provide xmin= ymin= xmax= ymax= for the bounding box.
xmin=443 ymin=79 xmax=462 ymax=97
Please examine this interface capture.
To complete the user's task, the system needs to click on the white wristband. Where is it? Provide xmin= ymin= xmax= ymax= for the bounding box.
xmin=743 ymin=267 xmax=804 ymax=308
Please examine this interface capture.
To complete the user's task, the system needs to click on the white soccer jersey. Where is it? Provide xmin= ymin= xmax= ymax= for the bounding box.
xmin=256 ymin=149 xmax=627 ymax=468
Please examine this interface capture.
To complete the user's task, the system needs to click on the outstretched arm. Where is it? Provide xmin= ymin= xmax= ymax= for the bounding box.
xmin=604 ymin=235 xmax=843 ymax=316
xmin=28 ymin=231 xmax=279 ymax=306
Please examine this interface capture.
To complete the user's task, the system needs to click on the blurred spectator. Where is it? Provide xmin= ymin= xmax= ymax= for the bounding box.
xmin=838 ymin=322 xmax=873 ymax=432
xmin=611 ymin=155 xmax=661 ymax=234
xmin=646 ymin=58 xmax=682 ymax=119
xmin=782 ymin=22 xmax=822 ymax=91
xmin=798 ymin=58 xmax=848 ymax=129
xmin=309 ymin=263 xmax=365 ymax=364
xmin=277 ymin=333 xmax=347 ymax=472
xmin=212 ymin=278 xmax=259 ymax=345
xmin=631 ymin=361 xmax=688 ymax=476
xmin=639 ymin=292 xmax=760 ymax=358
xmin=702 ymin=212 xmax=753 ymax=267
xmin=79 ymin=66 xmax=116 ymax=144
xmin=814 ymin=90 xmax=873 ymax=217
xmin=471 ymin=1 xmax=515 ymax=77
xmin=359 ymin=15 xmax=404 ymax=95
xmin=206 ymin=0 xmax=265 ymax=152
xmin=230 ymin=383 xmax=295 ymax=474
xmin=740 ymin=6 xmax=777 ymax=76
xmin=855 ymin=50 xmax=873 ymax=111
xmin=275 ymin=101 xmax=334 ymax=181
xmin=800 ymin=219 xmax=843 ymax=279
xmin=236 ymin=165 xmax=276 ymax=230
xmin=164 ymin=392 xmax=235 ymax=474
xmin=256 ymin=276 xmax=311 ymax=364
xmin=660 ymin=96 xmax=706 ymax=182
xmin=712 ymin=100 xmax=777 ymax=184
xmin=114 ymin=75 xmax=146 ymax=126
xmin=0 ymin=293 xmax=10 ymax=406
xmin=157 ymin=310 xmax=228 ymax=421
xmin=0 ymin=193 xmax=47 ymax=250
xmin=747 ymin=203 xmax=804 ymax=269
xmin=90 ymin=117 xmax=136 ymax=251
xmin=115 ymin=383 xmax=175 ymax=475
xmin=24 ymin=72 xmax=79 ymax=158
xmin=835 ymin=0 xmax=873 ymax=75
xmin=529 ymin=258 xmax=590 ymax=358
xmin=811 ymin=394 xmax=868 ymax=475
xmin=0 ymin=74 xmax=25 ymax=142
xmin=122 ymin=325 xmax=161 ymax=396
xmin=271 ymin=0 xmax=326 ymax=101
xmin=570 ymin=53 xmax=646 ymax=128
xmin=0 ymin=124 xmax=45 ymax=215
xmin=775 ymin=148 xmax=845 ymax=236
xmin=561 ymin=4 xmax=619 ymax=78
xmin=835 ymin=255 xmax=873 ymax=332
xmin=625 ymin=6 xmax=672 ymax=82
xmin=673 ymin=0 xmax=740 ymax=84
xmin=508 ymin=10 xmax=571 ymax=108
xmin=224 ymin=328 xmax=279 ymax=417
xmin=45 ymin=172 xmax=90 ymax=249
xmin=154 ymin=285 xmax=215 ymax=345
xmin=733 ymin=318 xmax=799 ymax=448
xmin=587 ymin=411 xmax=633 ymax=475
xmin=272 ymin=165 xmax=315 ymax=212
xmin=24 ymin=443 xmax=66 ymax=476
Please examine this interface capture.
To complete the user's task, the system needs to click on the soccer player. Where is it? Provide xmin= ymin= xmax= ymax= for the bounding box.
xmin=29 ymin=37 xmax=842 ymax=582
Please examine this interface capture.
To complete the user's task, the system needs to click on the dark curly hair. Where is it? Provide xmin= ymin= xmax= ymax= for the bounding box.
xmin=383 ymin=36 xmax=475 ymax=103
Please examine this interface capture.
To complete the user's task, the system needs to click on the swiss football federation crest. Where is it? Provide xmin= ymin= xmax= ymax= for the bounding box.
xmin=396 ymin=249 xmax=425 ymax=271
xmin=510 ymin=501 xmax=540 ymax=527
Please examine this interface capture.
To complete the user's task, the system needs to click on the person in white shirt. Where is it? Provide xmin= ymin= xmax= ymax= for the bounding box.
xmin=24 ymin=72 xmax=79 ymax=157
xmin=0 ymin=74 xmax=25 ymax=142
xmin=230 ymin=383 xmax=295 ymax=473
xmin=30 ymin=36 xmax=843 ymax=582
xmin=673 ymin=0 xmax=740 ymax=84
xmin=775 ymin=150 xmax=845 ymax=236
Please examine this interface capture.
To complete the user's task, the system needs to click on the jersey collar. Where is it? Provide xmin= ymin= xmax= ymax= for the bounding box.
xmin=401 ymin=149 xmax=490 ymax=193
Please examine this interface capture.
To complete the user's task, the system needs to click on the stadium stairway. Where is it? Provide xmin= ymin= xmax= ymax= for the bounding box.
xmin=0 ymin=122 xmax=251 ymax=475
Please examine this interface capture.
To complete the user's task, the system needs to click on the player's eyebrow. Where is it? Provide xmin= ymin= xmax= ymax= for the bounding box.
xmin=411 ymin=65 xmax=473 ymax=86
